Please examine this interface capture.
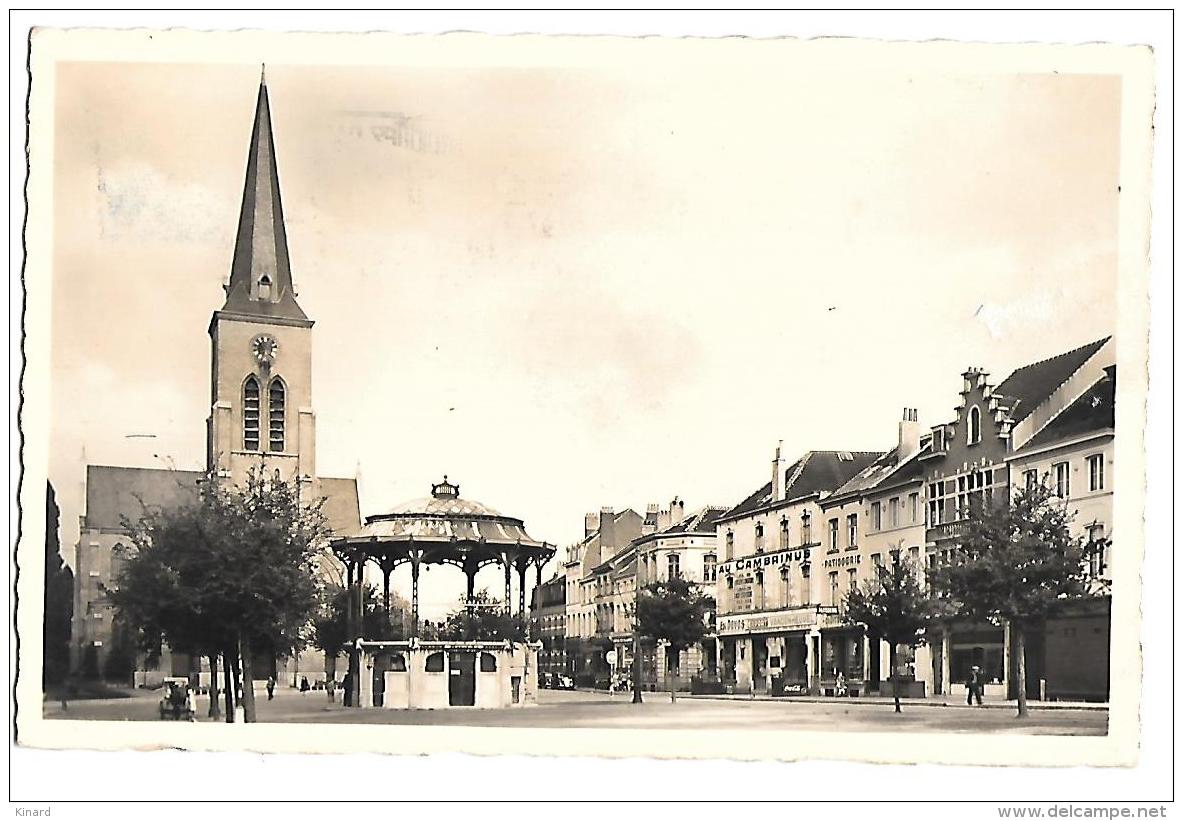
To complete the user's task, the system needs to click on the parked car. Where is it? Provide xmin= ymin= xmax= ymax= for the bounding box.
xmin=158 ymin=681 xmax=194 ymax=721
xmin=555 ymin=674 xmax=575 ymax=691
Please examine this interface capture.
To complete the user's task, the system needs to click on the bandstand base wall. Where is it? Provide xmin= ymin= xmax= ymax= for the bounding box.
xmin=358 ymin=640 xmax=539 ymax=709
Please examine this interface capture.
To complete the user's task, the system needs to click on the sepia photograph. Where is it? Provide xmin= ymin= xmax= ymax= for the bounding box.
xmin=11 ymin=13 xmax=1168 ymax=806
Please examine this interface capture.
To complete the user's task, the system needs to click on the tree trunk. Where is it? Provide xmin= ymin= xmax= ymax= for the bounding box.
xmin=207 ymin=653 xmax=221 ymax=719
xmin=890 ymin=642 xmax=901 ymax=713
xmin=222 ymin=650 xmax=235 ymax=722
xmin=667 ymin=646 xmax=677 ymax=703
xmin=631 ymin=631 xmax=643 ymax=704
xmin=240 ymin=638 xmax=257 ymax=723
xmin=1015 ymin=625 xmax=1028 ymax=719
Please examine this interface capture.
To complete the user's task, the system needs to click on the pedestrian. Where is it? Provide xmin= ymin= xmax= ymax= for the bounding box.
xmin=266 ymin=676 xmax=276 ymax=701
xmin=59 ymin=674 xmax=71 ymax=712
xmin=836 ymin=671 xmax=848 ymax=697
xmin=185 ymin=686 xmax=197 ymax=721
xmin=327 ymin=677 xmax=336 ymax=703
xmin=300 ymin=675 xmax=310 ymax=694
xmin=966 ymin=664 xmax=984 ymax=706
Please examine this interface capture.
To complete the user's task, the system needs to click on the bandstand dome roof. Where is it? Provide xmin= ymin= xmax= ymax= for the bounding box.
xmin=332 ymin=478 xmax=552 ymax=560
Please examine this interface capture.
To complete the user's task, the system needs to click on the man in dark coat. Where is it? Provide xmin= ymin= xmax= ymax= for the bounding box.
xmin=966 ymin=665 xmax=984 ymax=706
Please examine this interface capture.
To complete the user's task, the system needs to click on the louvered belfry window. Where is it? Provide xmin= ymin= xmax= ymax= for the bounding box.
xmin=268 ymin=379 xmax=285 ymax=452
xmin=243 ymin=377 xmax=261 ymax=451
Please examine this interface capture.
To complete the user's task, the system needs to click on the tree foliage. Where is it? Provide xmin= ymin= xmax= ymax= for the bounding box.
xmin=43 ymin=482 xmax=74 ymax=687
xmin=928 ymin=481 xmax=1093 ymax=624
xmin=109 ymin=468 xmax=330 ymax=722
xmin=843 ymin=553 xmax=940 ymax=712
xmin=635 ymin=576 xmax=713 ymax=651
xmin=438 ymin=589 xmax=525 ymax=642
xmin=312 ymin=582 xmax=405 ymax=664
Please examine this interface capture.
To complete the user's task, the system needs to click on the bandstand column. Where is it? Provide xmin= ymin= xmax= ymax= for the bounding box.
xmin=503 ymin=555 xmax=513 ymax=614
xmin=410 ymin=551 xmax=421 ymax=639
xmin=517 ymin=563 xmax=527 ymax=618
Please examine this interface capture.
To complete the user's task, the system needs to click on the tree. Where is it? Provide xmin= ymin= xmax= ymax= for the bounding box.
xmin=312 ymin=583 xmax=405 ymax=679
xmin=634 ymin=575 xmax=714 ymax=703
xmin=843 ymin=552 xmax=940 ymax=713
xmin=438 ymin=589 xmax=525 ymax=642
xmin=928 ymin=480 xmax=1095 ymax=718
xmin=111 ymin=468 xmax=329 ymax=723
xmin=43 ymin=482 xmax=74 ymax=688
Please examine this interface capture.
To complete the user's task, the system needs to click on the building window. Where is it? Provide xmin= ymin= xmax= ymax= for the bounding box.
xmin=1087 ymin=523 xmax=1107 ymax=578
xmin=668 ymin=553 xmax=680 ymax=579
xmin=703 ymin=554 xmax=717 ymax=583
xmin=1088 ymin=454 xmax=1105 ymax=492
xmin=425 ymin=652 xmax=444 ymax=672
xmin=1024 ymin=469 xmax=1039 ymax=491
xmin=871 ymin=553 xmax=881 ymax=568
xmin=243 ymin=376 xmax=261 ymax=451
xmin=1054 ymin=462 xmax=1070 ymax=498
xmin=801 ymin=511 xmax=812 ymax=545
xmin=828 ymin=519 xmax=839 ymax=552
xmin=870 ymin=502 xmax=881 ymax=532
xmin=779 ymin=517 xmax=790 ymax=549
xmin=754 ymin=522 xmax=765 ymax=553
xmin=933 ymin=427 xmax=946 ymax=452
xmin=829 ymin=571 xmax=839 ymax=606
xmin=847 ymin=568 xmax=858 ymax=591
xmin=909 ymin=546 xmax=920 ymax=567
xmin=968 ymin=406 xmax=982 ymax=445
xmin=801 ymin=564 xmax=811 ymax=604
xmin=889 ymin=497 xmax=900 ymax=528
xmin=725 ymin=530 xmax=734 ymax=560
xmin=268 ymin=378 xmax=285 ymax=452
xmin=927 ymin=481 xmax=943 ymax=526
xmin=846 ymin=514 xmax=858 ymax=548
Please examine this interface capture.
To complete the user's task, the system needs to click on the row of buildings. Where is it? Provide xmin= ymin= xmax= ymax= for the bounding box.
xmin=532 ymin=336 xmax=1115 ymax=701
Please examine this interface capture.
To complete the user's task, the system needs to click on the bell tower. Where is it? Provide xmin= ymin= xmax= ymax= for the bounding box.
xmin=207 ymin=69 xmax=316 ymax=491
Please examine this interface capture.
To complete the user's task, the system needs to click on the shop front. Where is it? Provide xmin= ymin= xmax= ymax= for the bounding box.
xmin=819 ymin=625 xmax=865 ymax=696
xmin=716 ymin=606 xmax=826 ymax=695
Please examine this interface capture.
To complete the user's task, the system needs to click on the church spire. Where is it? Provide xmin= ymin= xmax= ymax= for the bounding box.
xmin=219 ymin=71 xmax=309 ymax=323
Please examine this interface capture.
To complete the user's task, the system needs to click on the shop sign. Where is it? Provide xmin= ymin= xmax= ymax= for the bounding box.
xmin=717 ymin=606 xmax=821 ymax=636
xmin=823 ymin=553 xmax=861 ymax=569
xmin=720 ymin=546 xmax=811 ymax=577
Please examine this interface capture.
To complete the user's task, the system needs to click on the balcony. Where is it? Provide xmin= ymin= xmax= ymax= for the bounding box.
xmin=927 ymin=521 xmax=965 ymax=542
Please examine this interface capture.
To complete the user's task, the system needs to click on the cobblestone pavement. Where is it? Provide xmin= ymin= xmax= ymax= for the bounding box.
xmin=44 ymin=687 xmax=1106 ymax=735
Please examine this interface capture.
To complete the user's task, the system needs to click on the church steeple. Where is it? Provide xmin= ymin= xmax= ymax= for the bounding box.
xmin=219 ymin=69 xmax=309 ymax=324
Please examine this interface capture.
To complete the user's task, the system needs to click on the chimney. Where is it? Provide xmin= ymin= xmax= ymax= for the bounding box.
xmin=599 ymin=507 xmax=616 ymax=552
xmin=657 ymin=504 xmax=672 ymax=532
xmin=642 ymin=503 xmax=660 ymax=536
xmin=670 ymin=497 xmax=685 ymax=525
xmin=898 ymin=408 xmax=921 ymax=462
xmin=771 ymin=441 xmax=786 ymax=502
xmin=584 ymin=512 xmax=598 ymax=539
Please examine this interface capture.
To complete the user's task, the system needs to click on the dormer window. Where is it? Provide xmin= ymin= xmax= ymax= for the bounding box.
xmin=968 ymin=406 xmax=982 ymax=445
xmin=933 ymin=427 xmax=946 ymax=452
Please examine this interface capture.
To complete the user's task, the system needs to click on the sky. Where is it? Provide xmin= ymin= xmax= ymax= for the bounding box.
xmin=47 ymin=44 xmax=1120 ymax=617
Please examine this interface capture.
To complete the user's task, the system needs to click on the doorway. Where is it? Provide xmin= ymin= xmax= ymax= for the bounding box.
xmin=751 ymin=639 xmax=767 ymax=692
xmin=448 ymin=651 xmax=476 ymax=706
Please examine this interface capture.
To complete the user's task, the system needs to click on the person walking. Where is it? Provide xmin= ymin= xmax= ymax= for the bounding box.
xmin=266 ymin=676 xmax=276 ymax=701
xmin=300 ymin=676 xmax=310 ymax=695
xmin=327 ymin=677 xmax=336 ymax=703
xmin=966 ymin=664 xmax=984 ymax=706
xmin=185 ymin=686 xmax=197 ymax=721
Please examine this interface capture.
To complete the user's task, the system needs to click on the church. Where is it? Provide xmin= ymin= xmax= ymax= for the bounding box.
xmin=71 ymin=72 xmax=362 ymax=686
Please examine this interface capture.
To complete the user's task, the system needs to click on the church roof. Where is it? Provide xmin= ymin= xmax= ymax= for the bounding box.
xmin=218 ymin=73 xmax=309 ymax=325
xmin=82 ymin=465 xmax=203 ymax=531
xmin=81 ymin=465 xmax=361 ymax=538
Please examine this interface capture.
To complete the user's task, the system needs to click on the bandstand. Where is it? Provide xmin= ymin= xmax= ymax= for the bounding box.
xmin=331 ymin=477 xmax=555 ymax=708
